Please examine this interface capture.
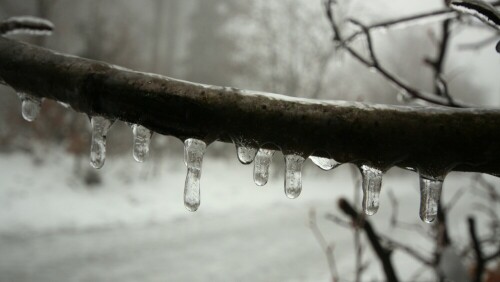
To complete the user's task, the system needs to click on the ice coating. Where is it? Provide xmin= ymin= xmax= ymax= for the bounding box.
xmin=131 ymin=124 xmax=153 ymax=162
xmin=419 ymin=174 xmax=444 ymax=223
xmin=90 ymin=116 xmax=114 ymax=169
xmin=309 ymin=156 xmax=339 ymax=171
xmin=235 ymin=144 xmax=257 ymax=164
xmin=57 ymin=101 xmax=70 ymax=108
xmin=449 ymin=0 xmax=500 ymax=29
xmin=2 ymin=16 xmax=54 ymax=36
xmin=253 ymin=149 xmax=275 ymax=186
xmin=284 ymin=154 xmax=305 ymax=199
xmin=184 ymin=138 xmax=206 ymax=212
xmin=359 ymin=165 xmax=384 ymax=216
xmin=17 ymin=92 xmax=41 ymax=122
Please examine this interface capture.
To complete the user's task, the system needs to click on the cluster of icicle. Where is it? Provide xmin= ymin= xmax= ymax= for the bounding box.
xmin=18 ymin=93 xmax=445 ymax=223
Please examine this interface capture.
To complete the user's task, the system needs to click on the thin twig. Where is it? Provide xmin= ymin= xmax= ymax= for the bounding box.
xmin=381 ymin=235 xmax=434 ymax=266
xmin=309 ymin=209 xmax=339 ymax=282
xmin=468 ymin=217 xmax=485 ymax=282
xmin=338 ymin=198 xmax=400 ymax=282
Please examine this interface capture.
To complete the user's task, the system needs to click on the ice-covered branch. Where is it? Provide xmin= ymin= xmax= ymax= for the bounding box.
xmin=325 ymin=1 xmax=465 ymax=107
xmin=1 ymin=37 xmax=500 ymax=177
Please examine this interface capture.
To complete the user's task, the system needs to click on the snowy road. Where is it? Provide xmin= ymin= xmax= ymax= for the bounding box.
xmin=0 ymin=151 xmax=495 ymax=281
xmin=0 ymin=205 xmax=340 ymax=282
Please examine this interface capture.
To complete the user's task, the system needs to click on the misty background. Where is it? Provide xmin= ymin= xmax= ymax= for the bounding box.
xmin=0 ymin=0 xmax=499 ymax=281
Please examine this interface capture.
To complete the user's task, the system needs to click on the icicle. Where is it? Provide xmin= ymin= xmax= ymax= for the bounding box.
xmin=284 ymin=154 xmax=305 ymax=199
xmin=183 ymin=138 xmax=206 ymax=212
xmin=419 ymin=174 xmax=444 ymax=223
xmin=309 ymin=156 xmax=339 ymax=171
xmin=89 ymin=116 xmax=114 ymax=169
xmin=17 ymin=92 xmax=41 ymax=122
xmin=131 ymin=124 xmax=153 ymax=162
xmin=359 ymin=165 xmax=384 ymax=216
xmin=235 ymin=144 xmax=257 ymax=164
xmin=253 ymin=149 xmax=275 ymax=186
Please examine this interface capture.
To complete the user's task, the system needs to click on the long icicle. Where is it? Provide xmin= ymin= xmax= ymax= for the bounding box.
xmin=253 ymin=149 xmax=275 ymax=186
xmin=359 ymin=165 xmax=384 ymax=215
xmin=184 ymin=138 xmax=206 ymax=212
xmin=89 ymin=116 xmax=115 ymax=169
xmin=419 ymin=174 xmax=444 ymax=223
xmin=131 ymin=124 xmax=153 ymax=162
xmin=284 ymin=154 xmax=305 ymax=199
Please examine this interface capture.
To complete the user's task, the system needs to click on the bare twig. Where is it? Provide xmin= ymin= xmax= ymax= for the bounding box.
xmin=309 ymin=209 xmax=339 ymax=282
xmin=443 ymin=184 xmax=468 ymax=212
xmin=458 ymin=32 xmax=500 ymax=50
xmin=387 ymin=189 xmax=434 ymax=239
xmin=381 ymin=235 xmax=434 ymax=266
xmin=338 ymin=198 xmax=399 ymax=282
xmin=468 ymin=217 xmax=485 ymax=282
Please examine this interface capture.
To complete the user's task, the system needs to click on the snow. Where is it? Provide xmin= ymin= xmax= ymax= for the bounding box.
xmin=0 ymin=148 xmax=497 ymax=281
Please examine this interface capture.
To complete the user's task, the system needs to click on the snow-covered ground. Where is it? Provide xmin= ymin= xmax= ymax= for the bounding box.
xmin=0 ymin=148 xmax=497 ymax=281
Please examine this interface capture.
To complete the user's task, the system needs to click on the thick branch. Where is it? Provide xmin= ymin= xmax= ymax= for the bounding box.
xmin=1 ymin=37 xmax=500 ymax=174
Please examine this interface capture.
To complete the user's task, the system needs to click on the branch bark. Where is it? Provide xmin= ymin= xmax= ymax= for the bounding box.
xmin=1 ymin=37 xmax=500 ymax=174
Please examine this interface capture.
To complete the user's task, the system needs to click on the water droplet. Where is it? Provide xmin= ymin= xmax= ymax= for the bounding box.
xmin=89 ymin=116 xmax=115 ymax=169
xmin=496 ymin=40 xmax=500 ymax=53
xmin=184 ymin=138 xmax=206 ymax=212
xmin=253 ymin=149 xmax=275 ymax=186
xmin=309 ymin=156 xmax=339 ymax=171
xmin=397 ymin=89 xmax=413 ymax=103
xmin=284 ymin=154 xmax=305 ymax=199
xmin=419 ymin=174 xmax=443 ymax=223
xmin=131 ymin=124 xmax=153 ymax=162
xmin=368 ymin=67 xmax=378 ymax=74
xmin=17 ymin=92 xmax=41 ymax=122
xmin=236 ymin=144 xmax=257 ymax=164
xmin=359 ymin=165 xmax=383 ymax=215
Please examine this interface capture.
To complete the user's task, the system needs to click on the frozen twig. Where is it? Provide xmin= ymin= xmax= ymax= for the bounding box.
xmin=324 ymin=0 xmax=465 ymax=107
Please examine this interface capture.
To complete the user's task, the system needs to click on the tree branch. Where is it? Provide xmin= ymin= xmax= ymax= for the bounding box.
xmin=325 ymin=1 xmax=464 ymax=107
xmin=1 ymin=37 xmax=500 ymax=174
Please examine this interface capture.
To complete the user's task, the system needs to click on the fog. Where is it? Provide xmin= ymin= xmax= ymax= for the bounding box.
xmin=0 ymin=1 xmax=499 ymax=281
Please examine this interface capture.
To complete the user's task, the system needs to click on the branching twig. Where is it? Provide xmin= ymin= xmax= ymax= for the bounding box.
xmin=338 ymin=198 xmax=399 ymax=282
xmin=309 ymin=209 xmax=339 ymax=282
xmin=324 ymin=0 xmax=465 ymax=107
xmin=381 ymin=235 xmax=434 ymax=266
